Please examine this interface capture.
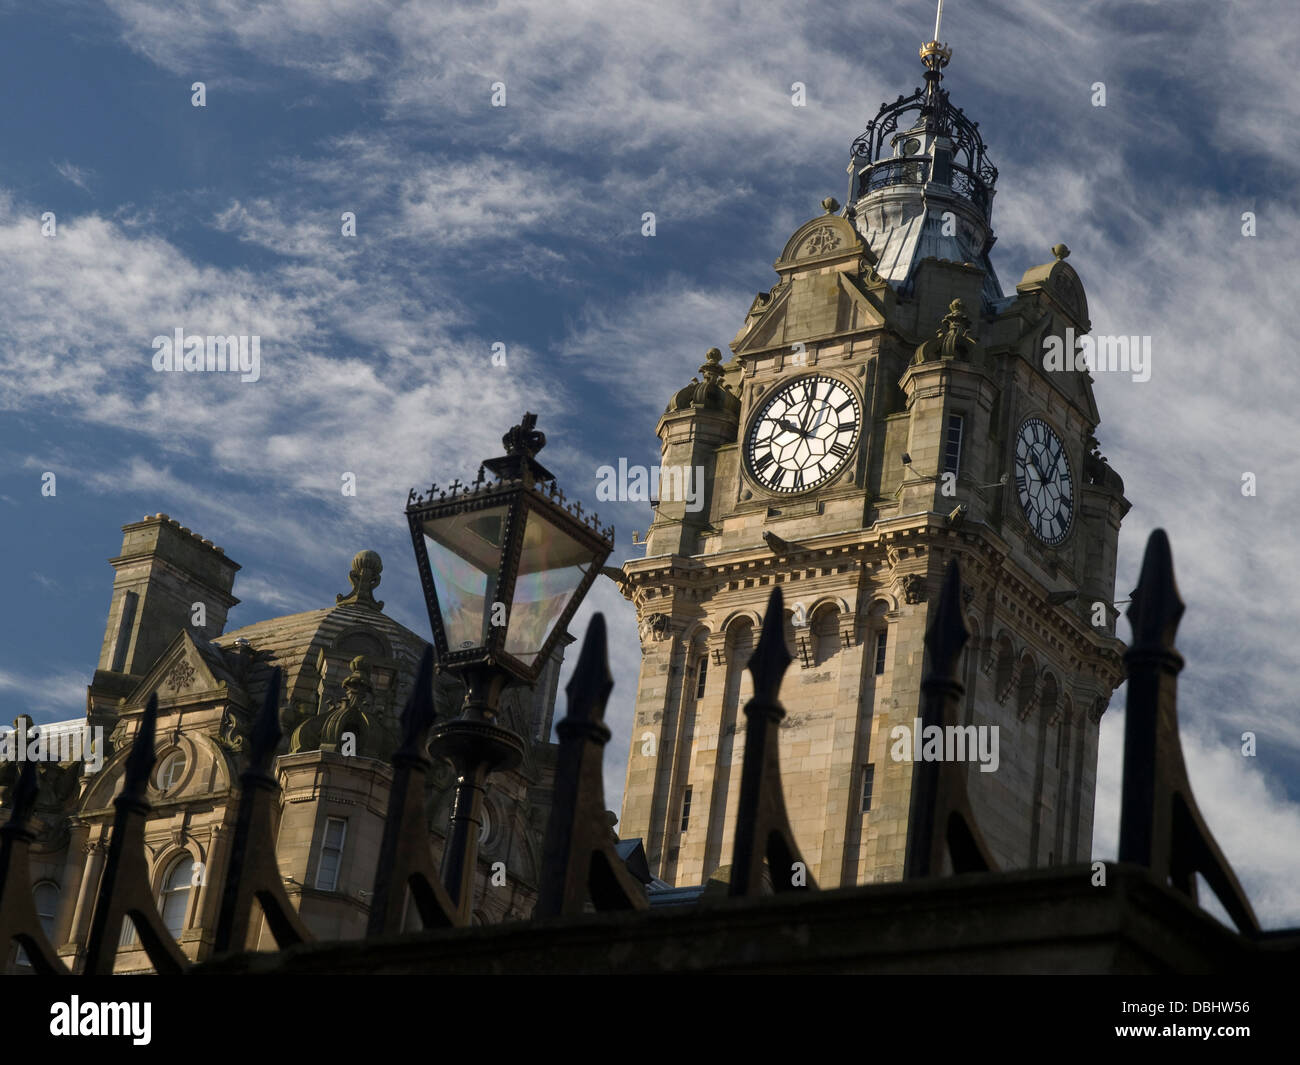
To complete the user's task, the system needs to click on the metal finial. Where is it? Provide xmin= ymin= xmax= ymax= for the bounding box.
xmin=397 ymin=645 xmax=437 ymax=758
xmin=248 ymin=666 xmax=284 ymax=777
xmin=920 ymin=0 xmax=952 ymax=74
xmin=123 ymin=694 xmax=160 ymax=800
xmin=748 ymin=586 xmax=792 ymax=703
xmin=6 ymin=755 xmax=39 ymax=828
xmin=564 ymin=613 xmax=614 ymax=724
xmin=1126 ymin=528 xmax=1185 ymax=652
xmin=924 ymin=561 xmax=969 ymax=679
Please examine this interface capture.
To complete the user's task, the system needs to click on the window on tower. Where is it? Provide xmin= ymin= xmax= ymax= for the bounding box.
xmin=680 ymin=786 xmax=693 ymax=833
xmin=861 ymin=765 xmax=875 ymax=813
xmin=874 ymin=630 xmax=889 ymax=675
xmin=695 ymin=657 xmax=708 ymax=699
xmin=943 ymin=413 xmax=964 ymax=476
xmin=316 ymin=817 xmax=348 ymax=891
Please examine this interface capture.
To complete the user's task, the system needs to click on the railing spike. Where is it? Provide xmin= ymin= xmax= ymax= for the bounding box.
xmin=748 ymin=584 xmax=792 ymax=704
xmin=121 ymin=692 xmax=159 ymax=801
xmin=213 ymin=667 xmax=313 ymax=954
xmin=1126 ymin=527 xmax=1184 ymax=652
xmin=564 ymin=612 xmax=613 ymax=724
xmin=924 ymin=560 xmax=968 ymax=677
xmin=8 ymin=740 xmax=40 ymax=826
xmin=85 ymin=693 xmax=189 ymax=974
xmin=729 ymin=586 xmax=817 ymax=897
xmin=247 ymin=665 xmax=283 ymax=777
xmin=1118 ymin=530 xmax=1258 ymax=933
xmin=0 ymin=757 xmax=70 ymax=974
xmin=368 ymin=645 xmax=459 ymax=935
xmin=536 ymin=614 xmax=648 ymax=917
xmin=905 ymin=559 xmax=997 ymax=879
xmin=397 ymin=642 xmax=437 ymax=757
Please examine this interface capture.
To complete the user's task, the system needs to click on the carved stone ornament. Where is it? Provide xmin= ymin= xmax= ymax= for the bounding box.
xmin=802 ymin=224 xmax=842 ymax=257
xmin=915 ymin=299 xmax=977 ymax=363
xmin=165 ymin=659 xmax=196 ymax=693
xmin=638 ymin=612 xmax=671 ymax=645
xmin=901 ymin=574 xmax=927 ymax=605
xmin=336 ymin=549 xmax=385 ymax=610
xmin=217 ymin=708 xmax=247 ymax=753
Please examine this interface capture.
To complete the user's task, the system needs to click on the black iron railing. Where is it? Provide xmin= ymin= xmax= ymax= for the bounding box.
xmin=856 ymin=157 xmax=992 ymax=220
xmin=0 ymin=529 xmax=1270 ymax=972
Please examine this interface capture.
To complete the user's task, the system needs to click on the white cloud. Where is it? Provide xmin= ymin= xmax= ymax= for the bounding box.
xmin=0 ymin=668 xmax=87 ymax=723
xmin=53 ymin=161 xmax=94 ymax=192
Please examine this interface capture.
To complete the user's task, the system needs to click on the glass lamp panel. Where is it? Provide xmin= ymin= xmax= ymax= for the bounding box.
xmin=505 ymin=508 xmax=596 ymax=666
xmin=419 ymin=504 xmax=511 ymax=653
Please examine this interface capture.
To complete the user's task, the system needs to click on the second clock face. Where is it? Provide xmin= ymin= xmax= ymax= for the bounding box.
xmin=745 ymin=375 xmax=861 ymax=494
xmin=1014 ymin=417 xmax=1074 ymax=545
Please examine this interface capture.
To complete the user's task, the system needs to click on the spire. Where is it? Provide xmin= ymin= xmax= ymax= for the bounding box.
xmin=919 ymin=0 xmax=952 ymax=100
xmin=845 ymin=0 xmax=1004 ymax=310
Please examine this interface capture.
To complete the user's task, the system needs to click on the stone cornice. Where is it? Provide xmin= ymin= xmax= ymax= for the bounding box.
xmin=618 ymin=518 xmax=1126 ymax=683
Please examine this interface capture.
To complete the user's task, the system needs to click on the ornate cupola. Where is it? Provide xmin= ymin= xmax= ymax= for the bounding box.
xmin=846 ymin=7 xmax=1003 ymax=309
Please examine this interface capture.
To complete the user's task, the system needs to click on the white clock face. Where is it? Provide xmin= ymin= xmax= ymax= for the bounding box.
xmin=1014 ymin=417 xmax=1074 ymax=545
xmin=745 ymin=374 xmax=861 ymax=494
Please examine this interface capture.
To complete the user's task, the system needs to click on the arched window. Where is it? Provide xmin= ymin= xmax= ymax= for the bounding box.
xmin=866 ymin=599 xmax=890 ymax=677
xmin=159 ymin=857 xmax=193 ymax=940
xmin=993 ymin=635 xmax=1015 ymax=697
xmin=156 ymin=750 xmax=187 ymax=792
xmin=811 ymin=606 xmax=840 ymax=666
xmin=1015 ymin=655 xmax=1038 ymax=718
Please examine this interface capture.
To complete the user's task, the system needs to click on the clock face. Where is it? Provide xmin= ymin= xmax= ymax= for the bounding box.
xmin=745 ymin=375 xmax=861 ymax=494
xmin=1014 ymin=417 xmax=1074 ymax=545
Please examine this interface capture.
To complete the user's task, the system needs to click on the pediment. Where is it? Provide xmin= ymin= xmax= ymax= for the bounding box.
xmin=776 ymin=214 xmax=866 ymax=269
xmin=1015 ymin=258 xmax=1089 ymax=333
xmin=1020 ymin=312 xmax=1101 ymax=424
xmin=123 ymin=630 xmax=230 ymax=710
xmin=734 ymin=270 xmax=889 ymax=355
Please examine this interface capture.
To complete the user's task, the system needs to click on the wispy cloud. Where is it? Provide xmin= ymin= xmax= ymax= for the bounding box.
xmin=53 ymin=160 xmax=94 ymax=192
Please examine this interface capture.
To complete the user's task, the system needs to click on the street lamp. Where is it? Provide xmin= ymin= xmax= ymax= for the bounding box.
xmin=405 ymin=412 xmax=613 ymax=919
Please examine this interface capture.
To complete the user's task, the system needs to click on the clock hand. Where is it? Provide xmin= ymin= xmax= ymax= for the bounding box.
xmin=798 ymin=396 xmax=816 ymax=432
xmin=776 ymin=417 xmax=804 ymax=436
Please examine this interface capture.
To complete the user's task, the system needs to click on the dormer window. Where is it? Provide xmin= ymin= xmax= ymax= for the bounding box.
xmin=156 ymin=750 xmax=187 ymax=792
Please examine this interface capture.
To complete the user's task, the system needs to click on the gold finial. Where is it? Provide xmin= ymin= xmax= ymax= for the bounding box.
xmin=920 ymin=0 xmax=952 ymax=69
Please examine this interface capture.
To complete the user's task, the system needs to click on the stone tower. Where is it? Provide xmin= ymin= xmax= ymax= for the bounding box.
xmin=617 ymin=29 xmax=1129 ymax=888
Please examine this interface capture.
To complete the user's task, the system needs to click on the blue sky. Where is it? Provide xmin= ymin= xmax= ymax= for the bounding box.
xmin=2 ymin=0 xmax=1298 ymax=926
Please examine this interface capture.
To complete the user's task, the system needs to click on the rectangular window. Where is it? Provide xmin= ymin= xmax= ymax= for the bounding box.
xmin=861 ymin=765 xmax=875 ymax=813
xmin=680 ymin=786 xmax=693 ymax=833
xmin=942 ymin=414 xmax=964 ymax=476
xmin=695 ymin=657 xmax=708 ymax=699
xmin=1055 ymin=722 xmax=1066 ymax=769
xmin=873 ymin=630 xmax=888 ymax=675
xmin=316 ymin=817 xmax=347 ymax=891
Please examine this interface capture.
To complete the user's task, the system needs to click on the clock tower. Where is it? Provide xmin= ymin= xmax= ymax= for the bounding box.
xmin=617 ymin=28 xmax=1129 ymax=888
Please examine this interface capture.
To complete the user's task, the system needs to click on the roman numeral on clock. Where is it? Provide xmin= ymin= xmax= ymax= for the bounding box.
xmin=829 ymin=441 xmax=849 ymax=458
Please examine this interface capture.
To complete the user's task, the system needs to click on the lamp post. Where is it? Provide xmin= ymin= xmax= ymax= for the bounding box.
xmin=405 ymin=412 xmax=613 ymax=920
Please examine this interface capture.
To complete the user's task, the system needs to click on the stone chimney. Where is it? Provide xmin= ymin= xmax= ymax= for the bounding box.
xmin=96 ymin=513 xmax=240 ymax=678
